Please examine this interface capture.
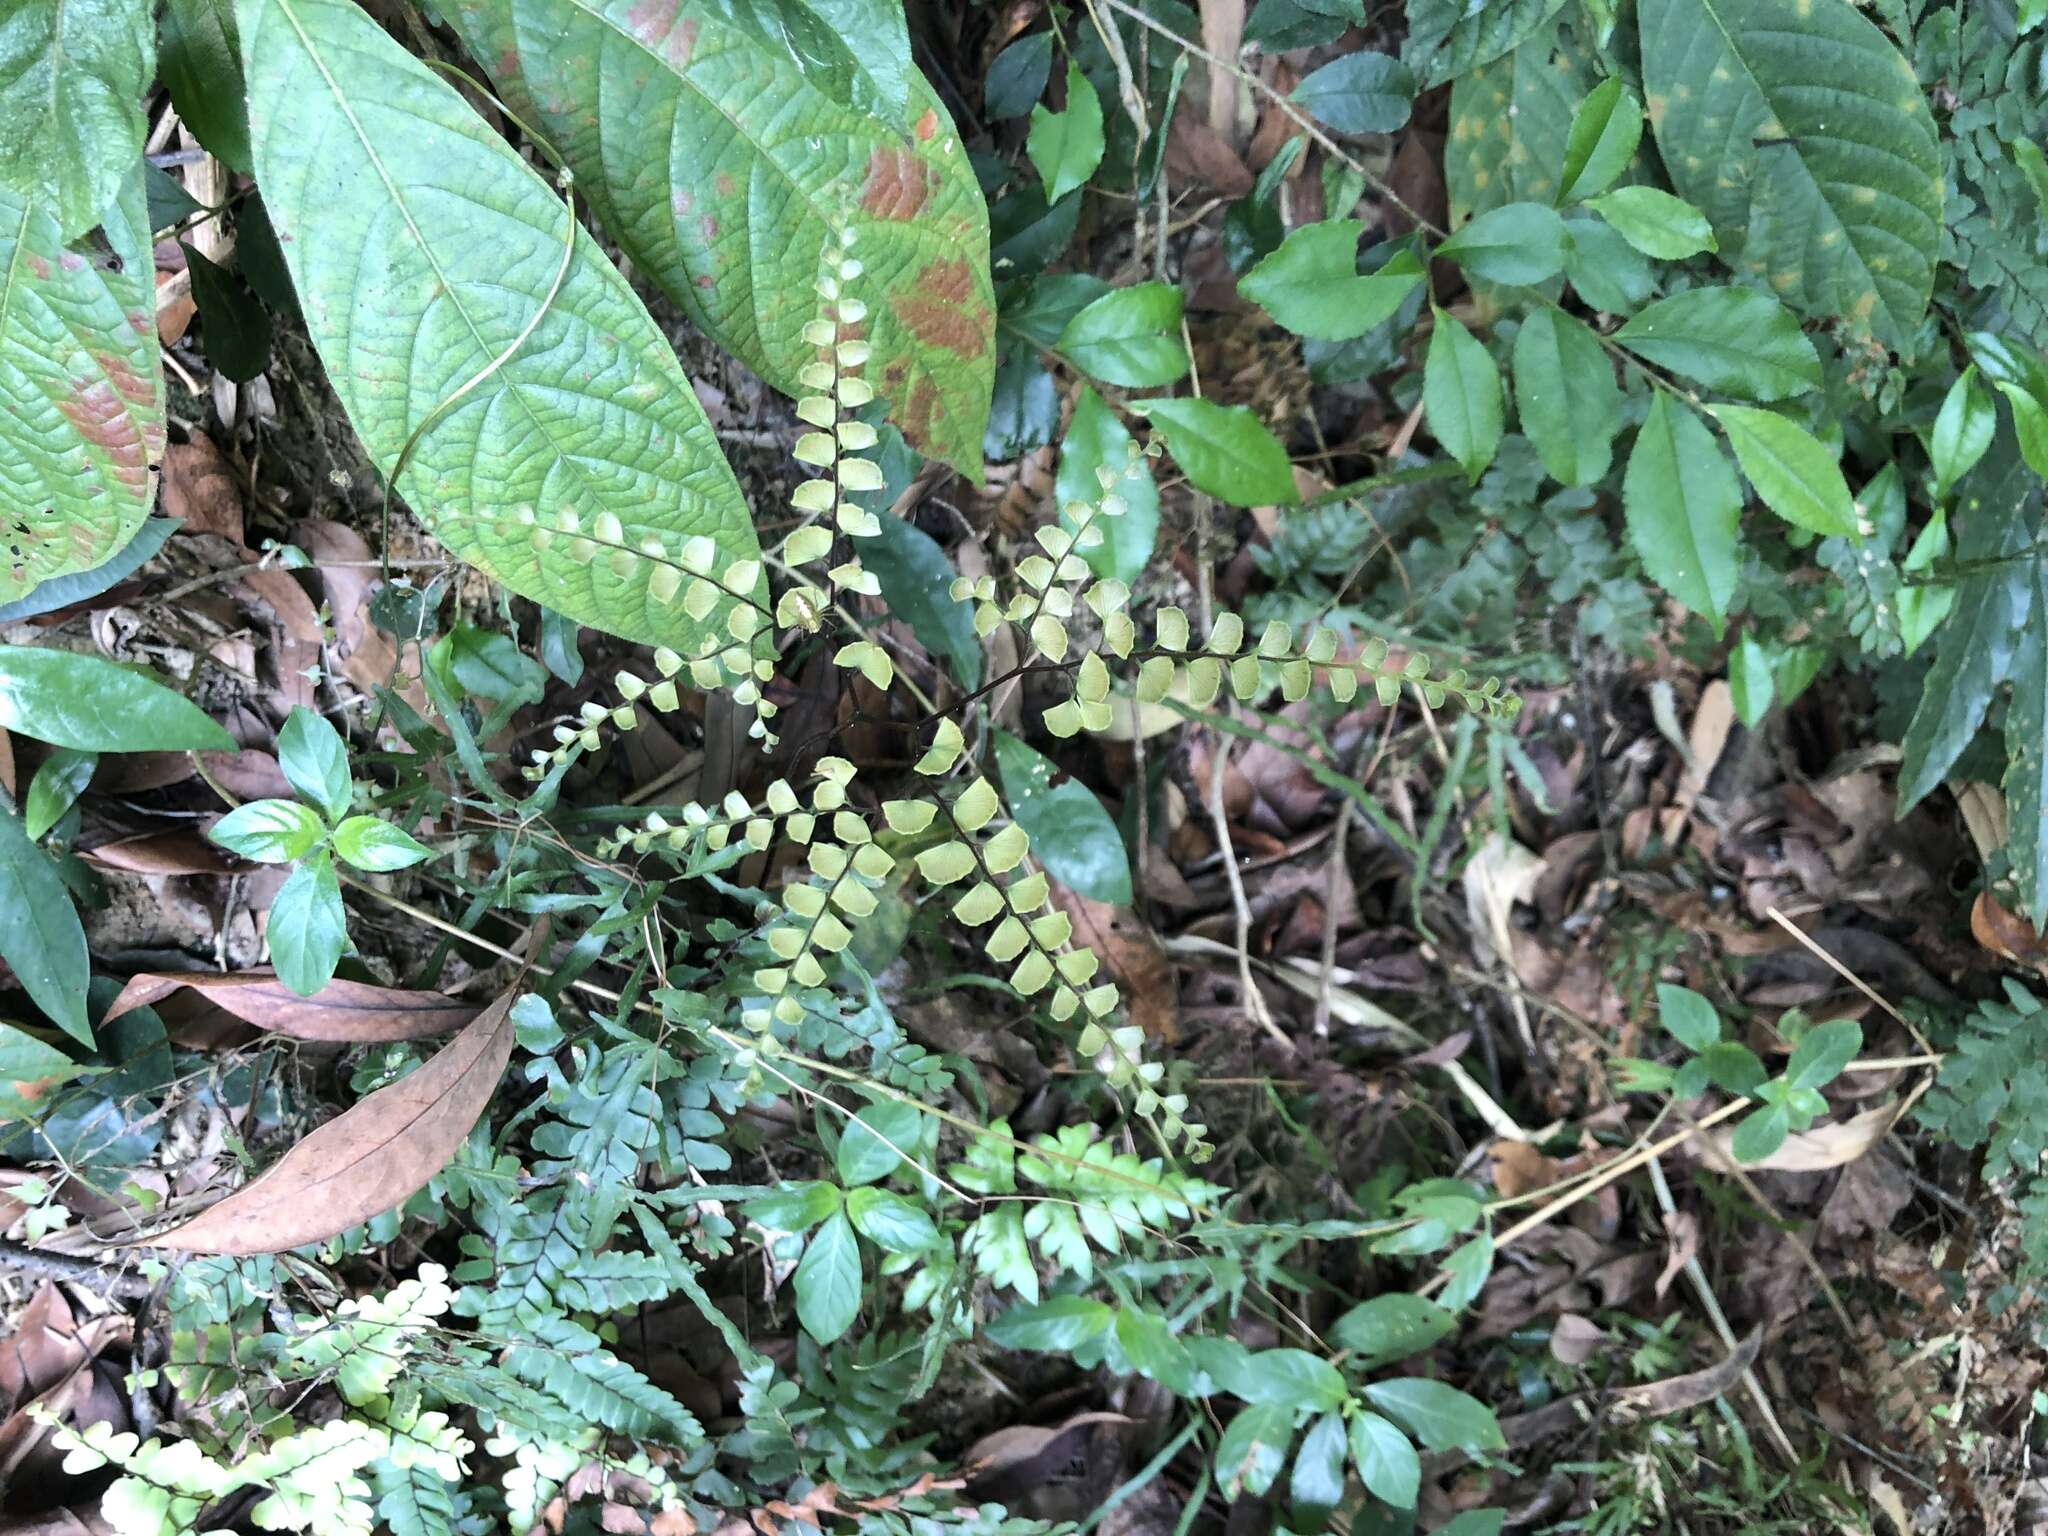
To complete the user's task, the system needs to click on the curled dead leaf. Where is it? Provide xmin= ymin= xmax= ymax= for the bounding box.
xmin=134 ymin=977 xmax=520 ymax=1253
xmin=1050 ymin=887 xmax=1177 ymax=1042
xmin=1611 ymin=1328 xmax=1760 ymax=1420
xmin=109 ymin=971 xmax=480 ymax=1043
xmin=1706 ymin=1101 xmax=1901 ymax=1173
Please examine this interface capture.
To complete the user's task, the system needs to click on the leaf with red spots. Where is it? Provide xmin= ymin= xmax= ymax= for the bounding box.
xmin=443 ymin=0 xmax=996 ymax=475
xmin=0 ymin=164 xmax=165 ymax=605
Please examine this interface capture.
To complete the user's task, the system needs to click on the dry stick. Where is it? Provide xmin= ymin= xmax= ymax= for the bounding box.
xmin=1418 ymin=1097 xmax=1751 ymax=1297
xmin=1764 ymin=905 xmax=1933 ymax=1054
xmin=332 ymin=874 xmax=1211 ymax=1207
xmin=1642 ymin=1153 xmax=1800 ymax=1465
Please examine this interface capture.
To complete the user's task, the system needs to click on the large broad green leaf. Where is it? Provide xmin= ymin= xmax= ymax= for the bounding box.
xmin=1056 ymin=386 xmax=1157 ymax=587
xmin=1708 ymin=405 xmax=1857 ymax=537
xmin=0 ymin=800 xmax=89 ymax=1046
xmin=1239 ymin=226 xmax=1420 ymax=342
xmin=444 ymin=0 xmax=996 ymax=473
xmin=1614 ymin=287 xmax=1819 ymax=403
xmin=0 ymin=164 xmax=164 ymax=603
xmin=1133 ymin=399 xmax=1297 ymax=507
xmin=714 ymin=0 xmax=915 ymax=130
xmin=1446 ymin=15 xmax=1591 ymax=222
xmin=1289 ymin=52 xmax=1415 ymax=134
xmin=239 ymin=0 xmax=764 ymax=653
xmin=0 ymin=0 xmax=154 ymax=241
xmin=1639 ymin=0 xmax=1942 ymax=348
xmin=1899 ymin=430 xmax=2041 ymax=809
xmin=1423 ymin=308 xmax=1502 ymax=483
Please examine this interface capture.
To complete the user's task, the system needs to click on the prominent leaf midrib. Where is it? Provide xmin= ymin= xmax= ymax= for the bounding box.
xmin=269 ymin=0 xmax=699 ymax=561
xmin=569 ymin=0 xmax=842 ymax=244
xmin=1689 ymin=0 xmax=1930 ymax=317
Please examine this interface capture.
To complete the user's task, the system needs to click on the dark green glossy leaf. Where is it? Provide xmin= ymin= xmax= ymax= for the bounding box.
xmin=1290 ymin=51 xmax=1415 ymax=134
xmin=277 ymin=706 xmax=351 ymax=823
xmin=0 ymin=800 xmax=89 ymax=1045
xmin=268 ymin=850 xmax=348 ymax=997
xmin=1056 ymin=282 xmax=1188 ymax=387
xmin=992 ymin=729 xmax=1132 ymax=905
xmin=1615 ymin=288 xmax=1820 ymax=402
xmin=1135 ymin=398 xmax=1297 ymax=507
xmin=162 ymin=0 xmax=252 ymax=173
xmin=1056 ymin=386 xmax=1158 ymax=587
xmin=866 ymin=512 xmax=981 ymax=689
xmin=0 ymin=646 xmax=232 ymax=753
xmin=1622 ymin=392 xmax=1741 ymax=635
xmin=1423 ymin=307 xmax=1502 ymax=482
xmin=793 ymin=1210 xmax=861 ymax=1342
xmin=24 ymin=749 xmax=94 ymax=842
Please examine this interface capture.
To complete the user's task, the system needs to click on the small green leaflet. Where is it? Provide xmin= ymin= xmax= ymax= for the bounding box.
xmin=1405 ymin=0 xmax=1570 ymax=88
xmin=984 ymin=32 xmax=1053 ymax=118
xmin=844 ymin=1186 xmax=938 ymax=1252
xmin=1290 ymin=51 xmax=1416 ymax=134
xmin=1436 ymin=201 xmax=1569 ymax=286
xmin=268 ymin=850 xmax=348 ymax=996
xmin=1447 ymin=14 xmax=1592 ymax=222
xmin=1709 ymin=405 xmax=1858 ymax=538
xmin=1615 ymin=287 xmax=1820 ymax=403
xmin=1028 ymin=65 xmax=1105 ymax=204
xmin=1134 ymin=399 xmax=1297 ymax=507
xmin=209 ymin=799 xmax=326 ymax=864
xmin=1289 ymin=1412 xmax=1348 ymax=1525
xmin=2005 ymin=559 xmax=2048 ymax=921
xmin=0 ymin=0 xmax=155 ymax=241
xmin=24 ymin=749 xmax=95 ymax=841
xmin=793 ymin=1211 xmax=862 ymax=1343
xmin=1587 ymin=186 xmax=1715 ymax=259
xmin=1511 ymin=307 xmax=1620 ymax=487
xmin=1423 ymin=308 xmax=1503 ymax=483
xmin=1623 ymin=392 xmax=1741 ymax=634
xmin=1239 ymin=224 xmax=1422 ymax=341
xmin=1055 ymin=282 xmax=1188 ymax=387
xmin=1056 ymin=387 xmax=1158 ymax=587
xmin=0 ymin=647 xmax=233 ymax=753
xmin=244 ymin=0 xmax=766 ymax=655
xmin=1932 ymin=368 xmax=1995 ymax=500
xmin=1214 ymin=1402 xmax=1293 ymax=1500
xmin=182 ymin=244 xmax=273 ymax=382
xmin=0 ymin=801 xmax=90 ymax=1045
xmin=835 ymin=1097 xmax=925 ymax=1185
xmin=330 ymin=817 xmax=434 ymax=873
xmin=1330 ymin=1293 xmax=1457 ymax=1364
xmin=1640 ymin=0 xmax=1942 ymax=347
xmin=1898 ymin=431 xmax=2038 ymax=809
xmin=1657 ymin=983 xmax=1721 ymax=1050
xmin=1558 ymin=78 xmax=1641 ymax=203
xmin=277 ymin=706 xmax=351 ymax=822
xmin=985 ymin=1296 xmax=1113 ymax=1350
xmin=1349 ymin=1411 xmax=1420 ymax=1509
xmin=1360 ymin=1377 xmax=1505 ymax=1454
xmin=1997 ymin=384 xmax=2048 ymax=480
xmin=992 ymin=729 xmax=1132 ymax=905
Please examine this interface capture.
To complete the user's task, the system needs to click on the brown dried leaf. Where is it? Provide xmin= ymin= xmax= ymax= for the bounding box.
xmin=84 ymin=831 xmax=236 ymax=875
xmin=236 ymin=566 xmax=324 ymax=713
xmin=1611 ymin=1329 xmax=1760 ymax=1420
xmin=161 ymin=436 xmax=243 ymax=543
xmin=1707 ymin=1101 xmax=1901 ymax=1173
xmin=109 ymin=971 xmax=480 ymax=1043
xmin=135 ymin=978 xmax=520 ymax=1252
xmin=1049 ymin=888 xmax=1178 ymax=1042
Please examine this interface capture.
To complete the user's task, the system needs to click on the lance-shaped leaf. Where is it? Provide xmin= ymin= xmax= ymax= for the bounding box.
xmin=1639 ymin=0 xmax=1942 ymax=347
xmin=137 ymin=979 xmax=522 ymax=1252
xmin=237 ymin=0 xmax=764 ymax=653
xmin=0 ymin=0 xmax=154 ymax=240
xmin=0 ymin=164 xmax=165 ymax=603
xmin=1898 ymin=430 xmax=2041 ymax=809
xmin=442 ymin=0 xmax=995 ymax=473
